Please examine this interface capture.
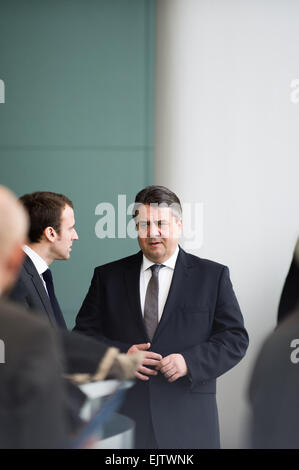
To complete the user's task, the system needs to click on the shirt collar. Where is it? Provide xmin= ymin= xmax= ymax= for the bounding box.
xmin=23 ymin=245 xmax=49 ymax=276
xmin=142 ymin=245 xmax=179 ymax=272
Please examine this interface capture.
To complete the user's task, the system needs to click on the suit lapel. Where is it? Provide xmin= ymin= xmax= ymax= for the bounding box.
xmin=124 ymin=252 xmax=149 ymax=340
xmin=153 ymin=247 xmax=191 ymax=342
xmin=23 ymin=255 xmax=58 ymax=328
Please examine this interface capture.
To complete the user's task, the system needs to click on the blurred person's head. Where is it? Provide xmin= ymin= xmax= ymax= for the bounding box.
xmin=0 ymin=186 xmax=28 ymax=294
xmin=20 ymin=191 xmax=78 ymax=266
xmin=133 ymin=185 xmax=183 ymax=263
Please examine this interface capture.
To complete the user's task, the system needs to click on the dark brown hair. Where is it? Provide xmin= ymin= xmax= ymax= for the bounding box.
xmin=20 ymin=191 xmax=73 ymax=243
xmin=133 ymin=185 xmax=182 ymax=218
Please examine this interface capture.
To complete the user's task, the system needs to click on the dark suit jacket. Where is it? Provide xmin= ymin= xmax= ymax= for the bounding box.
xmin=74 ymin=247 xmax=249 ymax=448
xmin=0 ymin=299 xmax=68 ymax=448
xmin=10 ymin=254 xmax=63 ymax=328
xmin=249 ymin=308 xmax=299 ymax=448
xmin=10 ymin=254 xmax=111 ymax=376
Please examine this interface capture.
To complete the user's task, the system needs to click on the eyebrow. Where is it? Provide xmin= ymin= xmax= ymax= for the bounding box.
xmin=139 ymin=219 xmax=170 ymax=224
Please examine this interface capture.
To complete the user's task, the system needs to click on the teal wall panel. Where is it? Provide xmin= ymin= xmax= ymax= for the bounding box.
xmin=0 ymin=0 xmax=155 ymax=327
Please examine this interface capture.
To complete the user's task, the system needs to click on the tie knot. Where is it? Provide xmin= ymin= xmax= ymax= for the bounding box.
xmin=150 ymin=264 xmax=164 ymax=275
xmin=42 ymin=268 xmax=53 ymax=283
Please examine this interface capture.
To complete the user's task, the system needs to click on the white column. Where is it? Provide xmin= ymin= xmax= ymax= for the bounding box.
xmin=155 ymin=0 xmax=299 ymax=448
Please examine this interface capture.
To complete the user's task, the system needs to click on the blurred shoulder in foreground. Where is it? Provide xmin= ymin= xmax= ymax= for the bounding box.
xmin=277 ymin=237 xmax=299 ymax=324
xmin=249 ymin=307 xmax=299 ymax=448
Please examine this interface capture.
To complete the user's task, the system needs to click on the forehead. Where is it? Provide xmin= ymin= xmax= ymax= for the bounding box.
xmin=137 ymin=204 xmax=174 ymax=221
xmin=61 ymin=204 xmax=75 ymax=224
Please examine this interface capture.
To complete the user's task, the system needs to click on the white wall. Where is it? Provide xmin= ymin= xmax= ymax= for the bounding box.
xmin=155 ymin=0 xmax=299 ymax=448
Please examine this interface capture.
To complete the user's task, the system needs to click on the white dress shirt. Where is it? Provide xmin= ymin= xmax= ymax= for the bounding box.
xmin=140 ymin=245 xmax=179 ymax=322
xmin=23 ymin=245 xmax=49 ymax=295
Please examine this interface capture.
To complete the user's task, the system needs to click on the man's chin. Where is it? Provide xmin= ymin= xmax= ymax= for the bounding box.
xmin=145 ymin=248 xmax=165 ymax=263
xmin=55 ymin=254 xmax=70 ymax=261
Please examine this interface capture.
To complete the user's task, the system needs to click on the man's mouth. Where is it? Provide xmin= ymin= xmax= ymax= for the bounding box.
xmin=148 ymin=241 xmax=162 ymax=247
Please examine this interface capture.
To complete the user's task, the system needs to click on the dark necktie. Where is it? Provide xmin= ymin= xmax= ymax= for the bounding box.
xmin=42 ymin=269 xmax=67 ymax=329
xmin=144 ymin=264 xmax=164 ymax=341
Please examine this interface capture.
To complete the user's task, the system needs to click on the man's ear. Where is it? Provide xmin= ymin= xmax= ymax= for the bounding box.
xmin=176 ymin=217 xmax=183 ymax=238
xmin=44 ymin=226 xmax=57 ymax=243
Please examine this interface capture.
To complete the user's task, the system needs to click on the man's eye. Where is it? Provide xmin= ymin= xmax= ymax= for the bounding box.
xmin=139 ymin=222 xmax=148 ymax=229
xmin=158 ymin=221 xmax=169 ymax=227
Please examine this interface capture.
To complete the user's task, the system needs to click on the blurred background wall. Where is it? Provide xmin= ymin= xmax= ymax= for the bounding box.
xmin=0 ymin=0 xmax=155 ymax=326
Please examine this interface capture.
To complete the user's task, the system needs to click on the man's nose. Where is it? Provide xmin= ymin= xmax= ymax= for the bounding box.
xmin=148 ymin=222 xmax=161 ymax=238
xmin=73 ymin=230 xmax=79 ymax=240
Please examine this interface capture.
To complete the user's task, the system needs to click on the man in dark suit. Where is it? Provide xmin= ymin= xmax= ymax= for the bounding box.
xmin=10 ymin=191 xmax=142 ymax=378
xmin=0 ymin=185 xmax=67 ymax=448
xmin=11 ymin=191 xmax=78 ymax=329
xmin=74 ymin=185 xmax=249 ymax=449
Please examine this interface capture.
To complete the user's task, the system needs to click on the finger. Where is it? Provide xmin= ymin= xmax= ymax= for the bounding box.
xmin=138 ymin=366 xmax=158 ymax=376
xmin=168 ymin=373 xmax=180 ymax=383
xmin=160 ymin=366 xmax=174 ymax=375
xmin=135 ymin=343 xmax=151 ymax=351
xmin=158 ymin=361 xmax=173 ymax=373
xmin=143 ymin=358 xmax=163 ymax=366
xmin=156 ymin=357 xmax=170 ymax=370
xmin=144 ymin=351 xmax=162 ymax=359
xmin=162 ymin=366 xmax=176 ymax=378
xmin=144 ymin=355 xmax=163 ymax=364
xmin=135 ymin=371 xmax=149 ymax=381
